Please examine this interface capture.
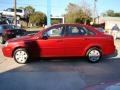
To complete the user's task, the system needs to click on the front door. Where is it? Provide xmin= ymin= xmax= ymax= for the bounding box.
xmin=37 ymin=26 xmax=65 ymax=57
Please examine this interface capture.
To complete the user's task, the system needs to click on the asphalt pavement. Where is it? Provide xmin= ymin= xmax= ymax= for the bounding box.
xmin=0 ymin=40 xmax=120 ymax=90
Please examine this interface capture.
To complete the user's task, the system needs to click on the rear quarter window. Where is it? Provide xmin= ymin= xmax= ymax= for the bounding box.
xmin=82 ymin=27 xmax=96 ymax=36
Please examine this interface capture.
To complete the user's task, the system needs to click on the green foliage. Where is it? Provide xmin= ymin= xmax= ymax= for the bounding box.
xmin=24 ymin=6 xmax=35 ymax=16
xmin=64 ymin=3 xmax=91 ymax=24
xmin=29 ymin=12 xmax=46 ymax=26
xmin=19 ymin=6 xmax=47 ymax=27
xmin=51 ymin=19 xmax=62 ymax=25
xmin=103 ymin=10 xmax=120 ymax=17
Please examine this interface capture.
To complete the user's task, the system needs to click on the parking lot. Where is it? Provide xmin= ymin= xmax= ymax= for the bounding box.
xmin=0 ymin=40 xmax=120 ymax=90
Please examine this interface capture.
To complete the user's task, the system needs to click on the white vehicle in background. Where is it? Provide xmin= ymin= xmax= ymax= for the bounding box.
xmin=0 ymin=8 xmax=26 ymax=19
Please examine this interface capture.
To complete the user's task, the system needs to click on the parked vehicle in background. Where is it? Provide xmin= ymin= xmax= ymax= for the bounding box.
xmin=1 ymin=24 xmax=26 ymax=44
xmin=0 ymin=16 xmax=11 ymax=25
xmin=0 ymin=8 xmax=26 ymax=19
xmin=0 ymin=24 xmax=11 ymax=35
xmin=2 ymin=24 xmax=116 ymax=64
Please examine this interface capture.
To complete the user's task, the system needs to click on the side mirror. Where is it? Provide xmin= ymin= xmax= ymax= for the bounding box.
xmin=42 ymin=33 xmax=49 ymax=40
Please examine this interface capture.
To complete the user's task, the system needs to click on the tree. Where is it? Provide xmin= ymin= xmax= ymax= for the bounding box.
xmin=64 ymin=3 xmax=92 ymax=24
xmin=29 ymin=12 xmax=46 ymax=26
xmin=65 ymin=3 xmax=80 ymax=13
xmin=18 ymin=7 xmax=24 ymax=10
xmin=25 ymin=6 xmax=35 ymax=16
xmin=23 ymin=6 xmax=35 ymax=26
xmin=106 ymin=10 xmax=114 ymax=16
xmin=17 ymin=6 xmax=47 ymax=27
xmin=103 ymin=10 xmax=120 ymax=17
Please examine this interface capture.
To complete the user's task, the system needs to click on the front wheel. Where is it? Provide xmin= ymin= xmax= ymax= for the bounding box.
xmin=86 ymin=48 xmax=102 ymax=63
xmin=13 ymin=48 xmax=29 ymax=64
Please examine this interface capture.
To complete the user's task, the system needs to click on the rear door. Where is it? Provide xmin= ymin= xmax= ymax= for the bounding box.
xmin=64 ymin=25 xmax=96 ymax=56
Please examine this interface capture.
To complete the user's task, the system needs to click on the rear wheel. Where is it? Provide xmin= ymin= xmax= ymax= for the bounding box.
xmin=13 ymin=48 xmax=29 ymax=64
xmin=86 ymin=48 xmax=102 ymax=63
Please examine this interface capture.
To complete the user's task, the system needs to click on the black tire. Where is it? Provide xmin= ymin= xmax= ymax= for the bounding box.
xmin=13 ymin=48 xmax=29 ymax=64
xmin=1 ymin=37 xmax=5 ymax=44
xmin=86 ymin=47 xmax=102 ymax=63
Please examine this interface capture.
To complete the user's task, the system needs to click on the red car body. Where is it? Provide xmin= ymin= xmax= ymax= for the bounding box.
xmin=2 ymin=24 xmax=116 ymax=63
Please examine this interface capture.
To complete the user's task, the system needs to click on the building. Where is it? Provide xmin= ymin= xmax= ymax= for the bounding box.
xmin=97 ymin=16 xmax=120 ymax=32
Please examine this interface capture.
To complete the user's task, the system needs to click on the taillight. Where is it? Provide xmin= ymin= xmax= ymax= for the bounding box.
xmin=3 ymin=30 xmax=12 ymax=34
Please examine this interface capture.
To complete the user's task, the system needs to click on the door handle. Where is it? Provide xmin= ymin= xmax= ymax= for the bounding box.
xmin=83 ymin=38 xmax=89 ymax=40
xmin=56 ymin=40 xmax=63 ymax=42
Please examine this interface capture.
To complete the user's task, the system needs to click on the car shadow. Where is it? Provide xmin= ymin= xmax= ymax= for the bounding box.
xmin=0 ymin=57 xmax=120 ymax=90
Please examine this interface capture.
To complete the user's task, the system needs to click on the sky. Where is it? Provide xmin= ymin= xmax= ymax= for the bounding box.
xmin=0 ymin=0 xmax=120 ymax=16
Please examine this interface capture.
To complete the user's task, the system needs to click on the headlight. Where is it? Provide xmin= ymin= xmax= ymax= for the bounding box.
xmin=4 ymin=42 xmax=8 ymax=47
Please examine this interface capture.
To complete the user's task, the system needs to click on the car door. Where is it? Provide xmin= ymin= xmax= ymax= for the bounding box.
xmin=64 ymin=25 xmax=96 ymax=56
xmin=36 ymin=26 xmax=65 ymax=57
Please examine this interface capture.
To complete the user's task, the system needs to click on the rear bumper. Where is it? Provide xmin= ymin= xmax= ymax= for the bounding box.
xmin=104 ymin=49 xmax=118 ymax=58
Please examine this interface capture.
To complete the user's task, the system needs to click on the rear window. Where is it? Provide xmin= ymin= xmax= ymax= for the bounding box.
xmin=96 ymin=28 xmax=104 ymax=32
xmin=2 ymin=25 xmax=20 ymax=30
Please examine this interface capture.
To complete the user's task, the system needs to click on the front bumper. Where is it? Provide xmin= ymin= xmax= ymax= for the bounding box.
xmin=2 ymin=46 xmax=13 ymax=57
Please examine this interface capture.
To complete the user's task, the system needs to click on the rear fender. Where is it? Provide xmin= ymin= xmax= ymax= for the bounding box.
xmin=83 ymin=44 xmax=102 ymax=56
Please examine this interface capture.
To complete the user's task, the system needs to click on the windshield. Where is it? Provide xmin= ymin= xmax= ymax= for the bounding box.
xmin=1 ymin=25 xmax=20 ymax=30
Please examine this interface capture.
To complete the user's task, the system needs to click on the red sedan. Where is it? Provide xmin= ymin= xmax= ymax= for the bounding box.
xmin=2 ymin=24 xmax=116 ymax=64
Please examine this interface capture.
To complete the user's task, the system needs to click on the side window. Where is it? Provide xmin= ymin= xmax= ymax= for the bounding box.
xmin=67 ymin=26 xmax=87 ymax=36
xmin=11 ymin=9 xmax=14 ymax=12
xmin=7 ymin=8 xmax=14 ymax=12
xmin=16 ymin=9 xmax=22 ymax=13
xmin=45 ymin=26 xmax=64 ymax=37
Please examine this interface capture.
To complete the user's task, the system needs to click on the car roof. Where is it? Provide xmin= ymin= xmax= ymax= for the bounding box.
xmin=50 ymin=24 xmax=95 ymax=29
xmin=49 ymin=24 xmax=96 ymax=30
xmin=41 ymin=24 xmax=102 ymax=35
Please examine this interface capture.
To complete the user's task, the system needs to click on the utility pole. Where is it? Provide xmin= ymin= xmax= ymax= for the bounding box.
xmin=93 ymin=0 xmax=97 ymax=24
xmin=14 ymin=0 xmax=17 ymax=25
xmin=47 ymin=0 xmax=51 ymax=26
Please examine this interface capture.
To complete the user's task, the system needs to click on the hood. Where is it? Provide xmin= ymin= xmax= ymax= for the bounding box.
xmin=7 ymin=35 xmax=35 ymax=42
